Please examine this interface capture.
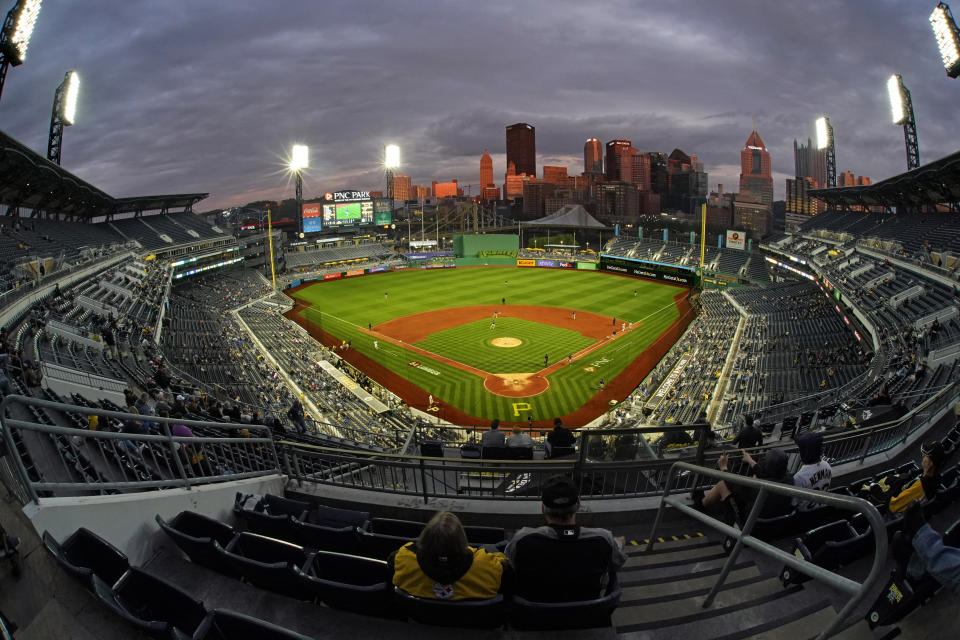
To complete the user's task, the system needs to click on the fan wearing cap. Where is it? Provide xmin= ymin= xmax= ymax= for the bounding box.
xmin=888 ymin=440 xmax=945 ymax=514
xmin=505 ymin=475 xmax=626 ymax=602
xmin=389 ymin=511 xmax=511 ymax=601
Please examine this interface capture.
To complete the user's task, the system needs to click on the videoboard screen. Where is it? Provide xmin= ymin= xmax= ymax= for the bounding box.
xmin=321 ymin=201 xmax=373 ymax=226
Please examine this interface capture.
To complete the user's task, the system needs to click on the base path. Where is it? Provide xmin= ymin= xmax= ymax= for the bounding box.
xmin=284 ymin=285 xmax=694 ymax=427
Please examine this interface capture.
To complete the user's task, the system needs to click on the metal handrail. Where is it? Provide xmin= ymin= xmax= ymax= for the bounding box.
xmin=0 ymin=395 xmax=280 ymax=504
xmin=646 ymin=461 xmax=888 ymax=640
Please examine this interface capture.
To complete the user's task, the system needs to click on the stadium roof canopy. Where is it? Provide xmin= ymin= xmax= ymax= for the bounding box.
xmin=809 ymin=149 xmax=960 ymax=213
xmin=0 ymin=129 xmax=208 ymax=221
xmin=525 ymin=204 xmax=609 ymax=228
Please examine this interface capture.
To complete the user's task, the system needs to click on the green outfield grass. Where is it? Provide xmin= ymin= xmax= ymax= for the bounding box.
xmin=415 ymin=317 xmax=597 ymax=372
xmin=291 ymin=267 xmax=684 ymax=422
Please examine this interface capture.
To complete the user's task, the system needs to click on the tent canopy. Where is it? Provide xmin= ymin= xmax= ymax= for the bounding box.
xmin=524 ymin=204 xmax=609 ymax=229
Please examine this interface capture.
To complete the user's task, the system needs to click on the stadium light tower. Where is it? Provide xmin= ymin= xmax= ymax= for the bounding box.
xmin=0 ymin=0 xmax=43 ymax=103
xmin=290 ymin=144 xmax=308 ymax=235
xmin=384 ymin=143 xmax=400 ymax=201
xmin=887 ymin=74 xmax=920 ymax=170
xmin=931 ymin=2 xmax=960 ymax=78
xmin=815 ymin=116 xmax=836 ymax=188
xmin=46 ymin=70 xmax=79 ymax=166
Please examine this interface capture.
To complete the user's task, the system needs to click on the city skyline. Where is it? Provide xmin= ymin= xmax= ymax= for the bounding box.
xmin=0 ymin=1 xmax=956 ymax=211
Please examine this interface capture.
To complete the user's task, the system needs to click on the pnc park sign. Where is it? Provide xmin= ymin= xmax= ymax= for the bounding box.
xmin=325 ymin=191 xmax=371 ymax=202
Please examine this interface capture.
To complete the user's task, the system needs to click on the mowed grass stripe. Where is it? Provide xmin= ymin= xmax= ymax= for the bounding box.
xmin=292 ymin=268 xmax=683 ymax=421
xmin=415 ymin=318 xmax=596 ymax=373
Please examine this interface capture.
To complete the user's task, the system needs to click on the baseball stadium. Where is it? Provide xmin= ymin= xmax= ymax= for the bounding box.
xmin=1 ymin=2 xmax=960 ymax=639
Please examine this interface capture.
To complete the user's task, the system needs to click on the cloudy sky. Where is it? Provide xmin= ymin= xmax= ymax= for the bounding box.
xmin=2 ymin=0 xmax=957 ymax=211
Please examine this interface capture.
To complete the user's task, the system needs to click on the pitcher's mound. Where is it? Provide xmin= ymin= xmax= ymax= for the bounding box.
xmin=483 ymin=373 xmax=549 ymax=397
xmin=491 ymin=337 xmax=522 ymax=348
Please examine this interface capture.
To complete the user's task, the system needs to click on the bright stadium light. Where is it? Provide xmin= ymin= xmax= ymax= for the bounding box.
xmin=888 ymin=74 xmax=906 ymax=124
xmin=46 ymin=69 xmax=79 ymax=165
xmin=2 ymin=0 xmax=42 ymax=65
xmin=931 ymin=2 xmax=960 ymax=78
xmin=290 ymin=144 xmax=309 ymax=171
xmin=384 ymin=143 xmax=400 ymax=169
xmin=61 ymin=69 xmax=79 ymax=125
xmin=0 ymin=0 xmax=44 ymax=103
xmin=815 ymin=117 xmax=830 ymax=150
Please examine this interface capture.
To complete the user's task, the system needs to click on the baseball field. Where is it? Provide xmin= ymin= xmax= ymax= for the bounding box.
xmin=285 ymin=267 xmax=694 ymax=426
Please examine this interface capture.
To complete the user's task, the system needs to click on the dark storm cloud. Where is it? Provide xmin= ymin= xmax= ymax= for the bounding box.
xmin=1 ymin=0 xmax=956 ymax=209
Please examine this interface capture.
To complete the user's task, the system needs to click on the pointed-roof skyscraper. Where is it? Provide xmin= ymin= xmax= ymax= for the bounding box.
xmin=739 ymin=128 xmax=773 ymax=209
xmin=480 ymin=149 xmax=494 ymax=188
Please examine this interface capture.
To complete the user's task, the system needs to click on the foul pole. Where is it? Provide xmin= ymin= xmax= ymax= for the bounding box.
xmin=699 ymin=203 xmax=706 ymax=276
xmin=267 ymin=208 xmax=277 ymax=290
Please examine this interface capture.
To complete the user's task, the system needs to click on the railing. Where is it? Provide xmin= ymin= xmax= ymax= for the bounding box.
xmin=282 ymin=425 xmax=716 ymax=502
xmin=38 ymin=361 xmax=126 ymax=394
xmin=646 ymin=461 xmax=888 ymax=640
xmin=0 ymin=395 xmax=281 ymax=504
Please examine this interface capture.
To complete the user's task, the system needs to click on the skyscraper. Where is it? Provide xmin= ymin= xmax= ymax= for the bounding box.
xmin=794 ymin=138 xmax=827 ymax=187
xmin=605 ymin=140 xmax=634 ymax=182
xmin=506 ymin=123 xmax=536 ymax=178
xmin=584 ymin=138 xmax=602 ymax=176
xmin=480 ymin=149 xmax=494 ymax=188
xmin=393 ymin=174 xmax=411 ymax=201
xmin=739 ymin=129 xmax=773 ymax=210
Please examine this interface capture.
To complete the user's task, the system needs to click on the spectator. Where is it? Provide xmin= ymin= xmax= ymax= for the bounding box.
xmin=695 ymin=449 xmax=794 ymax=524
xmin=480 ymin=419 xmax=506 ymax=448
xmin=288 ymin=397 xmax=308 ymax=434
xmin=506 ymin=475 xmax=626 ymax=601
xmin=102 ymin=325 xmax=117 ymax=360
xmin=389 ymin=511 xmax=511 ymax=600
xmin=546 ymin=418 xmax=575 ymax=457
xmin=887 ymin=440 xmax=945 ymax=514
xmin=507 ymin=425 xmax=533 ymax=448
xmin=732 ymin=415 xmax=763 ymax=449
xmin=793 ymin=432 xmax=832 ymax=492
xmin=895 ymin=503 xmax=960 ymax=594
xmin=0 ymin=354 xmax=10 ymax=398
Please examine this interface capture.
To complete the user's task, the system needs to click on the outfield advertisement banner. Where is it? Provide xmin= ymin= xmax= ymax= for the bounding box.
xmin=323 ymin=272 xmax=342 ymax=280
xmin=536 ymin=259 xmax=556 ymax=267
xmin=517 ymin=259 xmax=536 ymax=267
xmin=290 ymin=280 xmax=302 ymax=288
xmin=368 ymin=266 xmax=390 ymax=273
xmin=558 ymin=261 xmax=576 ymax=268
xmin=726 ymin=230 xmax=746 ymax=250
xmin=345 ymin=268 xmax=364 ymax=277
xmin=600 ymin=256 xmax=697 ymax=286
xmin=418 ymin=264 xmax=456 ymax=269
xmin=576 ymin=262 xmax=597 ymax=270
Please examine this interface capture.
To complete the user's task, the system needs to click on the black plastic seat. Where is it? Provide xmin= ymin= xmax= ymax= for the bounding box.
xmin=460 ymin=444 xmax=481 ymax=459
xmin=510 ymin=531 xmax=618 ymax=603
xmin=393 ymin=588 xmax=506 ymax=628
xmin=42 ymin=527 xmax=129 ymax=590
xmin=92 ymin=567 xmax=207 ymax=637
xmin=782 ymin=519 xmax=868 ymax=586
xmin=370 ymin=517 xmax=425 ymax=538
xmin=358 ymin=530 xmax=412 ymax=560
xmin=220 ymin=532 xmax=313 ymax=599
xmin=299 ymin=551 xmax=392 ymax=615
xmin=307 ymin=504 xmax=369 ymax=529
xmin=261 ymin=493 xmax=310 ymax=519
xmin=174 ymin=609 xmax=313 ymax=640
xmin=419 ymin=441 xmax=444 ymax=457
xmin=463 ymin=525 xmax=507 ymax=546
xmin=511 ymin=571 xmax=621 ymax=630
xmin=506 ymin=446 xmax=534 ymax=460
xmin=239 ymin=508 xmax=299 ymax=543
xmin=482 ymin=446 xmax=508 ymax=460
xmin=290 ymin=520 xmax=360 ymax=554
xmin=156 ymin=512 xmax=235 ymax=573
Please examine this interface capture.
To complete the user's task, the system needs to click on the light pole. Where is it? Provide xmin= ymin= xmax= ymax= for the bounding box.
xmin=47 ymin=70 xmax=79 ymax=166
xmin=815 ymin=116 xmax=836 ymax=188
xmin=290 ymin=144 xmax=308 ymax=235
xmin=0 ymin=0 xmax=43 ymax=104
xmin=931 ymin=3 xmax=960 ymax=78
xmin=887 ymin=74 xmax=920 ymax=170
